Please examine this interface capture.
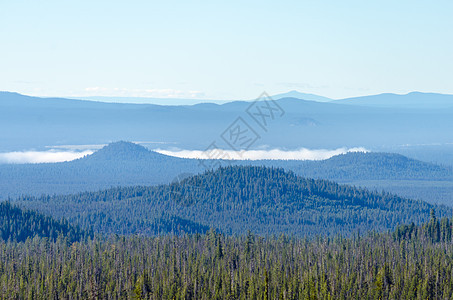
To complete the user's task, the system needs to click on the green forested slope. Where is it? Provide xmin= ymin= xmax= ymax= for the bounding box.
xmin=0 ymin=202 xmax=88 ymax=243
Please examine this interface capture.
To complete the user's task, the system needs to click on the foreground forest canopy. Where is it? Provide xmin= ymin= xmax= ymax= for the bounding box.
xmin=14 ymin=166 xmax=451 ymax=237
xmin=1 ymin=213 xmax=453 ymax=299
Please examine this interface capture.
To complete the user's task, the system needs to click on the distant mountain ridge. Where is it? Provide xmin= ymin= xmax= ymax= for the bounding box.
xmin=334 ymin=92 xmax=453 ymax=108
xmin=2 ymin=91 xmax=453 ymax=157
xmin=6 ymin=90 xmax=452 ymax=108
xmin=64 ymin=90 xmax=333 ymax=105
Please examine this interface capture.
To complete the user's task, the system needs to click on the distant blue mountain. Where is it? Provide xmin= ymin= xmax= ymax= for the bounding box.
xmin=72 ymin=90 xmax=330 ymax=105
xmin=73 ymin=95 xmax=230 ymax=105
xmin=271 ymin=90 xmax=332 ymax=102
xmin=334 ymin=92 xmax=453 ymax=109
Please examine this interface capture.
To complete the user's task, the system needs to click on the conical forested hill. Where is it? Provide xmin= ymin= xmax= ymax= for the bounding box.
xmin=83 ymin=141 xmax=172 ymax=161
xmin=14 ymin=166 xmax=451 ymax=236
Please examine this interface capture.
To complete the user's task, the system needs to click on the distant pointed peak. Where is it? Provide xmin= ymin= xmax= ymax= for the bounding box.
xmin=86 ymin=141 xmax=167 ymax=161
xmin=101 ymin=141 xmax=149 ymax=151
xmin=271 ymin=90 xmax=332 ymax=102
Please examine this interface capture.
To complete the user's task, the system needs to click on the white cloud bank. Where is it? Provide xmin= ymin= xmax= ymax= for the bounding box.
xmin=0 ymin=147 xmax=368 ymax=164
xmin=0 ymin=150 xmax=94 ymax=164
xmin=155 ymin=147 xmax=369 ymax=161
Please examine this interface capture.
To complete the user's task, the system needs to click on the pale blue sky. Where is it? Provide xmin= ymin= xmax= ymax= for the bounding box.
xmin=1 ymin=0 xmax=452 ymax=100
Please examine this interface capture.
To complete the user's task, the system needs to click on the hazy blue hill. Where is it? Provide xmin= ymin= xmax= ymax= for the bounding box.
xmin=334 ymin=92 xmax=453 ymax=109
xmin=279 ymin=152 xmax=453 ymax=205
xmin=83 ymin=141 xmax=169 ymax=161
xmin=289 ymin=151 xmax=453 ymax=181
xmin=0 ymin=142 xmax=203 ymax=199
xmin=0 ymin=91 xmax=111 ymax=109
xmin=15 ymin=165 xmax=451 ymax=237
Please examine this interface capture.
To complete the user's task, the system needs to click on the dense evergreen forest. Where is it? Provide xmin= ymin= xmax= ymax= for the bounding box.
xmin=0 ymin=202 xmax=88 ymax=243
xmin=1 ymin=212 xmax=453 ymax=299
xmin=14 ymin=166 xmax=451 ymax=237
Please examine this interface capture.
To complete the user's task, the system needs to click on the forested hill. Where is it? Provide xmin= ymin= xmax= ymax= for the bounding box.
xmin=82 ymin=141 xmax=171 ymax=161
xmin=286 ymin=151 xmax=453 ymax=181
xmin=284 ymin=152 xmax=453 ymax=206
xmin=0 ymin=202 xmax=88 ymax=242
xmin=1 ymin=142 xmax=452 ymax=203
xmin=15 ymin=166 xmax=451 ymax=237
